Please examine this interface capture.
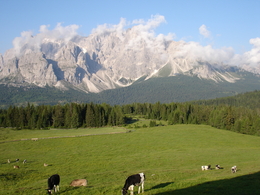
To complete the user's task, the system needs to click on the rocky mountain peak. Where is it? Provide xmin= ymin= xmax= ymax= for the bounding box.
xmin=0 ymin=29 xmax=252 ymax=93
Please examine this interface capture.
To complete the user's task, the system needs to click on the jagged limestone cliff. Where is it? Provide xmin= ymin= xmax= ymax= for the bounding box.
xmin=0 ymin=27 xmax=245 ymax=93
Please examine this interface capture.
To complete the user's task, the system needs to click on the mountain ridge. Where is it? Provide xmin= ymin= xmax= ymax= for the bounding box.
xmin=1 ymin=26 xmax=258 ymax=94
xmin=0 ymin=24 xmax=260 ymax=107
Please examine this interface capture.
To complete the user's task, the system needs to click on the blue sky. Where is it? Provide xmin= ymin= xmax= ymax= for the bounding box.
xmin=0 ymin=0 xmax=259 ymax=55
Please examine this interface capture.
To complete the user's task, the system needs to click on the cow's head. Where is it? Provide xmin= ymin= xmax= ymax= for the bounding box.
xmin=122 ymin=188 xmax=127 ymax=195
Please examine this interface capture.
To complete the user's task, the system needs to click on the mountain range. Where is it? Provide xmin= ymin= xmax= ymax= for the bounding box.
xmin=0 ymin=25 xmax=260 ymax=106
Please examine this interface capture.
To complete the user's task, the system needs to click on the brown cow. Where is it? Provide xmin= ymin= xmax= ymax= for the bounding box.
xmin=13 ymin=165 xmax=19 ymax=169
xmin=70 ymin=179 xmax=87 ymax=187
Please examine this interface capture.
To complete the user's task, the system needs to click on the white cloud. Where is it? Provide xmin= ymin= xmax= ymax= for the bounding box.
xmin=242 ymin=37 xmax=260 ymax=66
xmin=172 ymin=37 xmax=260 ymax=69
xmin=91 ymin=18 xmax=128 ymax=36
xmin=12 ymin=31 xmax=34 ymax=55
xmin=91 ymin=14 xmax=167 ymax=36
xmin=12 ymin=23 xmax=79 ymax=56
xmin=127 ymin=15 xmax=172 ymax=50
xmin=92 ymin=14 xmax=174 ymax=51
xmin=173 ymin=41 xmax=235 ymax=64
xmin=199 ymin=24 xmax=210 ymax=38
xmin=134 ymin=14 xmax=166 ymax=31
xmin=11 ymin=15 xmax=260 ymax=70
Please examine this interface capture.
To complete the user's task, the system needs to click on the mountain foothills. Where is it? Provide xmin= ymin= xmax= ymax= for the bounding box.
xmin=0 ymin=25 xmax=260 ymax=106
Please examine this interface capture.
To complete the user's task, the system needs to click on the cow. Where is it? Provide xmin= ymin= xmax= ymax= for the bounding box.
xmin=46 ymin=174 xmax=60 ymax=194
xmin=201 ymin=165 xmax=211 ymax=170
xmin=7 ymin=159 xmax=10 ymax=163
xmin=122 ymin=173 xmax=145 ymax=195
xmin=13 ymin=165 xmax=19 ymax=169
xmin=70 ymin=179 xmax=87 ymax=187
xmin=16 ymin=159 xmax=19 ymax=162
xmin=44 ymin=163 xmax=49 ymax=167
xmin=215 ymin=164 xmax=221 ymax=169
xmin=23 ymin=159 xmax=27 ymax=164
xmin=231 ymin=166 xmax=237 ymax=173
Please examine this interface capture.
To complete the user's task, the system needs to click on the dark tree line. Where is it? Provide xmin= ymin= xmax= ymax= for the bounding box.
xmin=0 ymin=101 xmax=260 ymax=136
xmin=121 ymin=102 xmax=260 ymax=136
xmin=0 ymin=103 xmax=126 ymax=129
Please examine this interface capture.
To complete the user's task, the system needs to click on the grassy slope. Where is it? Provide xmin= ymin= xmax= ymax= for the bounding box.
xmin=0 ymin=125 xmax=260 ymax=194
xmin=0 ymin=127 xmax=127 ymax=142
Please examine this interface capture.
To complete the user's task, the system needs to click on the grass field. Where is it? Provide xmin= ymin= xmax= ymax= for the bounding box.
xmin=1 ymin=124 xmax=260 ymax=194
xmin=0 ymin=127 xmax=128 ymax=142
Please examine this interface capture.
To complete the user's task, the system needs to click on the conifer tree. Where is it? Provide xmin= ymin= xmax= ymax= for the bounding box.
xmin=86 ymin=103 xmax=96 ymax=127
xmin=52 ymin=105 xmax=64 ymax=128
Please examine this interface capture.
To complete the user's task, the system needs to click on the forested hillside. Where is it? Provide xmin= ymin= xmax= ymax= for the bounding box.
xmin=191 ymin=90 xmax=260 ymax=110
xmin=0 ymin=85 xmax=98 ymax=108
xmin=1 ymin=98 xmax=260 ymax=136
xmin=1 ymin=72 xmax=260 ymax=108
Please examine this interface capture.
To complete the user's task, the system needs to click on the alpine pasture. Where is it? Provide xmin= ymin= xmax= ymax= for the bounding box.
xmin=1 ymin=124 xmax=260 ymax=194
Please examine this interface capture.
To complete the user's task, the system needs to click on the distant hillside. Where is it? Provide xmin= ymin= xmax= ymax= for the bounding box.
xmin=0 ymin=85 xmax=97 ymax=108
xmin=1 ymin=73 xmax=260 ymax=108
xmin=190 ymin=90 xmax=260 ymax=110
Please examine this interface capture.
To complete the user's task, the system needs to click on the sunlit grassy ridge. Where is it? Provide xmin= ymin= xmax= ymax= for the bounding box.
xmin=1 ymin=125 xmax=260 ymax=194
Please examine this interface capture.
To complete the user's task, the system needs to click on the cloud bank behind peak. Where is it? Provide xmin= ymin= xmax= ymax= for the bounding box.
xmin=10 ymin=15 xmax=260 ymax=69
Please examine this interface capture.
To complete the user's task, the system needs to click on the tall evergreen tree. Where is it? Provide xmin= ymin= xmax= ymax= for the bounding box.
xmin=71 ymin=104 xmax=80 ymax=128
xmin=52 ymin=105 xmax=64 ymax=128
xmin=85 ymin=103 xmax=96 ymax=127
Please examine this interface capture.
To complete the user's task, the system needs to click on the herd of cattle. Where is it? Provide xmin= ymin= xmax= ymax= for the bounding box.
xmin=8 ymin=158 xmax=238 ymax=194
xmin=201 ymin=164 xmax=237 ymax=173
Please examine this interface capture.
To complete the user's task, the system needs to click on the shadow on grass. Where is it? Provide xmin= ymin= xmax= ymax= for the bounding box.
xmin=0 ymin=173 xmax=19 ymax=180
xmin=125 ymin=118 xmax=139 ymax=125
xmin=155 ymin=171 xmax=260 ymax=195
xmin=150 ymin=182 xmax=174 ymax=190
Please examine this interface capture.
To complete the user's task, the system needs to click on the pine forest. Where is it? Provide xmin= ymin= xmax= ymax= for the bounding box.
xmin=1 ymin=91 xmax=260 ymax=136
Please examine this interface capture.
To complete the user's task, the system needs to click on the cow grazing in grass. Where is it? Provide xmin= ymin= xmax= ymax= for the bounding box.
xmin=231 ymin=166 xmax=237 ymax=173
xmin=122 ymin=173 xmax=145 ymax=195
xmin=23 ymin=159 xmax=27 ymax=164
xmin=7 ymin=159 xmax=10 ymax=163
xmin=201 ymin=165 xmax=211 ymax=170
xmin=16 ymin=159 xmax=19 ymax=162
xmin=44 ymin=163 xmax=49 ymax=167
xmin=215 ymin=164 xmax=221 ymax=169
xmin=13 ymin=165 xmax=19 ymax=169
xmin=70 ymin=179 xmax=87 ymax=187
xmin=46 ymin=174 xmax=60 ymax=194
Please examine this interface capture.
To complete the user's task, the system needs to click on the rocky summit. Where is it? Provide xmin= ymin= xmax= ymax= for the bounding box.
xmin=0 ymin=25 xmax=257 ymax=93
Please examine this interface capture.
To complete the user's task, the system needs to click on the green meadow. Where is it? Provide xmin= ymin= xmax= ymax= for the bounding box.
xmin=1 ymin=124 xmax=260 ymax=194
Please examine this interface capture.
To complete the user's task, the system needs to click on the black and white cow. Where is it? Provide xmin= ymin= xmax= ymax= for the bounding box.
xmin=201 ymin=165 xmax=211 ymax=170
xmin=215 ymin=164 xmax=221 ymax=169
xmin=46 ymin=174 xmax=60 ymax=194
xmin=122 ymin=173 xmax=145 ymax=195
xmin=231 ymin=166 xmax=237 ymax=173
